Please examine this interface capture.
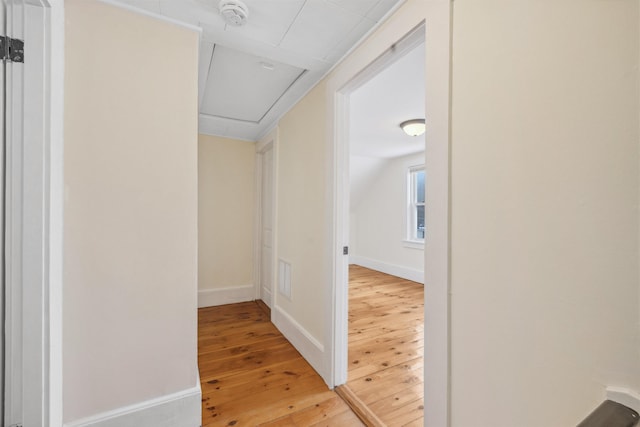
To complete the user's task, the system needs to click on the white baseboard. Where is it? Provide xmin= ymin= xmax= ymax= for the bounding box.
xmin=607 ymin=386 xmax=640 ymax=413
xmin=262 ymin=286 xmax=272 ymax=307
xmin=64 ymin=383 xmax=201 ymax=427
xmin=349 ymin=255 xmax=424 ymax=284
xmin=272 ymin=305 xmax=327 ymax=384
xmin=198 ymin=284 xmax=254 ymax=308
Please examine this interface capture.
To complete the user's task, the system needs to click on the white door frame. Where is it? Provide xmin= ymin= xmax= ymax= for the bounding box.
xmin=254 ymin=128 xmax=279 ymax=311
xmin=327 ymin=3 xmax=452 ymax=426
xmin=334 ymin=22 xmax=425 ymax=385
xmin=47 ymin=1 xmax=64 ymax=425
xmin=331 ymin=23 xmax=425 ymax=385
xmin=0 ymin=1 xmax=5 ymax=423
xmin=4 ymin=0 xmax=63 ymax=426
xmin=4 ymin=3 xmax=26 ymax=422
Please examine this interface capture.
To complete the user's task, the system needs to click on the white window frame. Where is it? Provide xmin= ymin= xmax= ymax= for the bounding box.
xmin=405 ymin=165 xmax=425 ymax=248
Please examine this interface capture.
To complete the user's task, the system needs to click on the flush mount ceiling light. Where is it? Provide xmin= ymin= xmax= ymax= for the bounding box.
xmin=219 ymin=0 xmax=249 ymax=26
xmin=400 ymin=119 xmax=426 ymax=137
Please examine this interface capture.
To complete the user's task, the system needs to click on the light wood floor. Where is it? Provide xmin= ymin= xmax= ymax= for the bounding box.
xmin=346 ymin=265 xmax=425 ymax=427
xmin=198 ymin=301 xmax=364 ymax=427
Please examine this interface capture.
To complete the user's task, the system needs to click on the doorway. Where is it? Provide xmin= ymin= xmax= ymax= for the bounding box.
xmin=332 ymin=21 xmax=426 ymax=384
xmin=329 ymin=11 xmax=452 ymax=426
xmin=343 ymin=38 xmax=426 ymax=424
xmin=255 ymin=130 xmax=278 ymax=309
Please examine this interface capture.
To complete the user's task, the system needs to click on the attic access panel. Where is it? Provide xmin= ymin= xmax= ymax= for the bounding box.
xmin=201 ymin=44 xmax=306 ymax=123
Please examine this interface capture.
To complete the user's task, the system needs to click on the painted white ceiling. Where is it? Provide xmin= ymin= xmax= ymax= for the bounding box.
xmin=349 ymin=42 xmax=425 ymax=210
xmin=349 ymin=41 xmax=425 ymax=159
xmin=109 ymin=0 xmax=404 ymax=141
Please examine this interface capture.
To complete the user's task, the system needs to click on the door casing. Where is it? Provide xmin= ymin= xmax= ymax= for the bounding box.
xmin=4 ymin=1 xmax=63 ymax=426
xmin=254 ymin=129 xmax=279 ymax=311
xmin=326 ymin=3 xmax=453 ymax=426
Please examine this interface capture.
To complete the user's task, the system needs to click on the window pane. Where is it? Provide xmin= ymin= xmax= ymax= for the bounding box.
xmin=416 ymin=170 xmax=425 ymax=203
xmin=416 ymin=205 xmax=425 ymax=239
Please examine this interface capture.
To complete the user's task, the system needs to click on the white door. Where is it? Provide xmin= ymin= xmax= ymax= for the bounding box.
xmin=260 ymin=146 xmax=274 ymax=307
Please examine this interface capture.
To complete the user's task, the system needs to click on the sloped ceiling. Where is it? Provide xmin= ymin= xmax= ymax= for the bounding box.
xmin=108 ymin=0 xmax=405 ymax=141
xmin=350 ymin=41 xmax=425 ymax=159
xmin=349 ymin=41 xmax=425 ymax=210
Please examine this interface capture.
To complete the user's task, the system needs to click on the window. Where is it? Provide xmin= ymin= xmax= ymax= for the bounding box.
xmin=408 ymin=166 xmax=425 ymax=242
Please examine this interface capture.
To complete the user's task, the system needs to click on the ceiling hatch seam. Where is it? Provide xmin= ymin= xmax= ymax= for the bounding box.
xmin=277 ymin=0 xmax=308 ymax=47
xmin=202 ymin=41 xmax=309 ymax=124
xmin=199 ymin=68 xmax=308 ymax=125
xmin=256 ymin=68 xmax=308 ymax=123
xmin=201 ymin=43 xmax=217 ymax=110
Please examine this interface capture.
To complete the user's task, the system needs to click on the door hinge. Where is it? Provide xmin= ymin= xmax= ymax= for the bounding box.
xmin=343 ymin=246 xmax=349 ymax=255
xmin=0 ymin=36 xmax=24 ymax=63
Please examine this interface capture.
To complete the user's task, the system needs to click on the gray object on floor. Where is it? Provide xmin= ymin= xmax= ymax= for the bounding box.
xmin=577 ymin=400 xmax=639 ymax=427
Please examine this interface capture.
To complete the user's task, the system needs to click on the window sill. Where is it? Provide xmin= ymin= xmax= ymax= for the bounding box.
xmin=403 ymin=239 xmax=424 ymax=250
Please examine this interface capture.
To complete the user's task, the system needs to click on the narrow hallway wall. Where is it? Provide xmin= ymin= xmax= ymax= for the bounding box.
xmin=198 ymin=134 xmax=256 ymax=307
xmin=450 ymin=1 xmax=640 ymax=424
xmin=64 ymin=0 xmax=200 ymax=423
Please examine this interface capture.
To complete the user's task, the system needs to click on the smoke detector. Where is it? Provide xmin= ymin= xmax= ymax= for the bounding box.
xmin=219 ymin=0 xmax=249 ymax=26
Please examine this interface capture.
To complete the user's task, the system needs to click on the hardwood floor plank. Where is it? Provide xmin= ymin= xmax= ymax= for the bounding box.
xmin=349 ymin=370 xmax=422 ymax=404
xmin=335 ymin=385 xmax=385 ymax=427
xmin=199 ymin=335 xmax=290 ymax=360
xmin=349 ymin=356 xmax=422 ymax=387
xmin=256 ymin=299 xmax=271 ymax=316
xmin=199 ymin=342 xmax=303 ymax=380
xmin=308 ymin=409 xmax=366 ymax=427
xmin=349 ymin=333 xmax=423 ymax=358
xmin=198 ymin=300 xmax=361 ymax=426
xmin=290 ymin=395 xmax=362 ymax=426
xmin=198 ymin=324 xmax=282 ymax=352
xmin=203 ymin=379 xmax=334 ymax=426
xmin=256 ymin=415 xmax=298 ymax=427
xmin=367 ymin=383 xmax=423 ymax=415
xmin=198 ymin=318 xmax=276 ymax=339
xmin=258 ymin=395 xmax=364 ymax=427
xmin=198 ymin=267 xmax=424 ymax=426
xmin=401 ymin=416 xmax=424 ymax=427
xmin=349 ymin=324 xmax=422 ymax=345
xmin=201 ymin=359 xmax=319 ymax=405
xmin=348 ymin=347 xmax=424 ymax=383
xmin=385 ymin=398 xmax=425 ymax=427
xmin=349 ymin=334 xmax=423 ymax=364
xmin=346 ymin=265 xmax=425 ymax=426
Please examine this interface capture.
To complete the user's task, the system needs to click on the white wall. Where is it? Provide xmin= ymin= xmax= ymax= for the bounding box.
xmin=450 ymin=1 xmax=640 ymax=425
xmin=349 ymin=155 xmax=387 ymax=210
xmin=64 ymin=0 xmax=199 ymax=423
xmin=276 ymin=82 xmax=328 ymax=345
xmin=350 ymin=152 xmax=424 ymax=282
xmin=198 ymin=134 xmax=255 ymax=307
xmin=275 ymin=0 xmax=640 ymax=424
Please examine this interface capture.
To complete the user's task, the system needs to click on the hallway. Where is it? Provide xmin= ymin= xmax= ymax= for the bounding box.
xmin=197 ymin=266 xmax=424 ymax=426
xmin=198 ymin=302 xmax=363 ymax=426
